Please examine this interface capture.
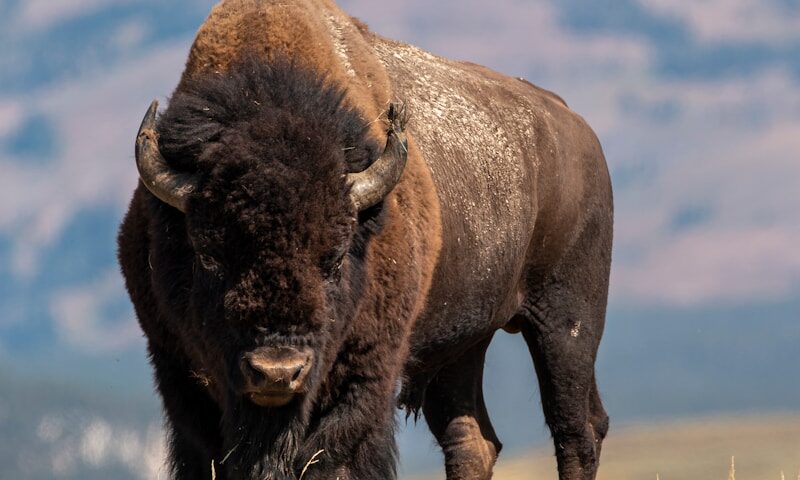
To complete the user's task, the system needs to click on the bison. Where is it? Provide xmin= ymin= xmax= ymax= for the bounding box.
xmin=117 ymin=1 xmax=613 ymax=479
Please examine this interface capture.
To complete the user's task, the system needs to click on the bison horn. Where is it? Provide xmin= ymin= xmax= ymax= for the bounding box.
xmin=135 ymin=100 xmax=199 ymax=213
xmin=347 ymin=104 xmax=409 ymax=212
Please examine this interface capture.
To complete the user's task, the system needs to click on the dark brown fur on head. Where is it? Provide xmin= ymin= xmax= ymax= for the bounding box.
xmin=149 ymin=54 xmax=388 ymax=477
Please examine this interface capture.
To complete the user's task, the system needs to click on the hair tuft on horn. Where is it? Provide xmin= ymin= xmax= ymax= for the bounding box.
xmin=347 ymin=103 xmax=410 ymax=212
xmin=135 ymin=100 xmax=199 ymax=212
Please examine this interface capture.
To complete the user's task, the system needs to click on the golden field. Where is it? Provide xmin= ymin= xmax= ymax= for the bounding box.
xmin=410 ymin=414 xmax=800 ymax=479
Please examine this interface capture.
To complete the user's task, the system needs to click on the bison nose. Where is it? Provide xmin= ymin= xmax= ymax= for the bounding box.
xmin=240 ymin=347 xmax=313 ymax=407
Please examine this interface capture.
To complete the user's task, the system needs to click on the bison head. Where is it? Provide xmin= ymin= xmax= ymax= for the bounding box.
xmin=133 ymin=57 xmax=406 ymax=468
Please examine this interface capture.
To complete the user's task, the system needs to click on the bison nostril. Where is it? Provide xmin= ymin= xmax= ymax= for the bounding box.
xmin=240 ymin=358 xmax=264 ymax=383
xmin=290 ymin=364 xmax=304 ymax=383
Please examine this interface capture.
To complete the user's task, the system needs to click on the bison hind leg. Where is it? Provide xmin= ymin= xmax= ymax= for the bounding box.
xmin=518 ymin=212 xmax=611 ymax=480
xmin=518 ymin=297 xmax=608 ymax=480
xmin=422 ymin=336 xmax=501 ymax=480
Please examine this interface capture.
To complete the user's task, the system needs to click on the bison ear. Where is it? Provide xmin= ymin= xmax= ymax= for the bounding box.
xmin=347 ymin=104 xmax=409 ymax=212
xmin=135 ymin=100 xmax=200 ymax=213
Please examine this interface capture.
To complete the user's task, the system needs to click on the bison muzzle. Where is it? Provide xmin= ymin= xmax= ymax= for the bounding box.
xmin=239 ymin=346 xmax=314 ymax=407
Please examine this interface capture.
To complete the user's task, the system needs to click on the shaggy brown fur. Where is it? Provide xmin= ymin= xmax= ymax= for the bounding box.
xmin=118 ymin=1 xmax=612 ymax=480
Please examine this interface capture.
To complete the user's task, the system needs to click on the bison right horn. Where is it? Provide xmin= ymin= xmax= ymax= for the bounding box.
xmin=135 ymin=100 xmax=199 ymax=213
xmin=347 ymin=104 xmax=409 ymax=212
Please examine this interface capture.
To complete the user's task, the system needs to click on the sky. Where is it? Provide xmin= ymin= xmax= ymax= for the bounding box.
xmin=0 ymin=0 xmax=798 ymax=477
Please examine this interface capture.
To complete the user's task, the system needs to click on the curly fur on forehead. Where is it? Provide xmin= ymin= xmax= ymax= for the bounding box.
xmin=155 ymin=54 xmax=385 ymax=258
xmin=156 ymin=54 xmax=380 ymax=177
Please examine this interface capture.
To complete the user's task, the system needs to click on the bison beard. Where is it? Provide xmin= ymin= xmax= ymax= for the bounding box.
xmin=219 ymin=400 xmax=306 ymax=478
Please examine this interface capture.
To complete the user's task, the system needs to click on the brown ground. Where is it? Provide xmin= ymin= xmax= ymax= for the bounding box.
xmin=409 ymin=414 xmax=800 ymax=479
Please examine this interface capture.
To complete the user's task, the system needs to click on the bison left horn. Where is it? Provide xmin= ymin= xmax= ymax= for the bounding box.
xmin=135 ymin=100 xmax=199 ymax=213
xmin=347 ymin=104 xmax=409 ymax=212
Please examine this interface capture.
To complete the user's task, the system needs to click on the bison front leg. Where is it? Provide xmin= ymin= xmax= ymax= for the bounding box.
xmin=300 ymin=420 xmax=397 ymax=480
xmin=423 ymin=336 xmax=501 ymax=480
xmin=296 ymin=343 xmax=403 ymax=480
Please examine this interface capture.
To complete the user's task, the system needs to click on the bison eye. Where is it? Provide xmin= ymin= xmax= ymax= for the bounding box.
xmin=197 ymin=253 xmax=223 ymax=274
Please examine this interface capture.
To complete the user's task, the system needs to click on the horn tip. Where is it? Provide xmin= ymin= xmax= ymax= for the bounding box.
xmin=140 ymin=99 xmax=161 ymax=132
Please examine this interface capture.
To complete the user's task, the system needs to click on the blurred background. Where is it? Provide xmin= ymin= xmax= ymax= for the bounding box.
xmin=0 ymin=0 xmax=798 ymax=478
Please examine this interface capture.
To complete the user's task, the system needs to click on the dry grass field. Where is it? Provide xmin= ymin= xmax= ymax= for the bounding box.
xmin=409 ymin=414 xmax=800 ymax=480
